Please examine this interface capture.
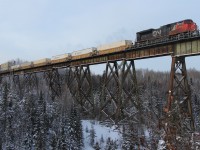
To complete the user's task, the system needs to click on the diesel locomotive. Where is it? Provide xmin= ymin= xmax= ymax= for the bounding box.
xmin=136 ymin=19 xmax=198 ymax=43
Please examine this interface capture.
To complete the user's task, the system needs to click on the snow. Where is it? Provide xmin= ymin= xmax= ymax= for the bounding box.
xmin=82 ymin=120 xmax=123 ymax=150
xmin=157 ymin=140 xmax=166 ymax=150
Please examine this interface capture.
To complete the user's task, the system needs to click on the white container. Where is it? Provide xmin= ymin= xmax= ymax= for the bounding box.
xmin=21 ymin=62 xmax=33 ymax=67
xmin=71 ymin=47 xmax=97 ymax=56
xmin=97 ymin=40 xmax=132 ymax=51
xmin=11 ymin=64 xmax=21 ymax=69
xmin=1 ymin=62 xmax=11 ymax=70
xmin=51 ymin=53 xmax=71 ymax=60
xmin=33 ymin=58 xmax=51 ymax=65
xmin=20 ymin=62 xmax=33 ymax=69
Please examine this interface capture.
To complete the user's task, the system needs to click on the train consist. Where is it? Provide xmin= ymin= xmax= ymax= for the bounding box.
xmin=0 ymin=40 xmax=133 ymax=71
xmin=0 ymin=19 xmax=198 ymax=72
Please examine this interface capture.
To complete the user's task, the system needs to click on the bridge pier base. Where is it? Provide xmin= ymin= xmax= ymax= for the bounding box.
xmin=164 ymin=56 xmax=194 ymax=149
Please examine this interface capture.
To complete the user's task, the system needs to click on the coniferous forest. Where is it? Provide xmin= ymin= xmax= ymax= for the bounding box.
xmin=0 ymin=68 xmax=200 ymax=149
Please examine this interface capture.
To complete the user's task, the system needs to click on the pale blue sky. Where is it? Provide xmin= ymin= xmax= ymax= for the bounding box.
xmin=0 ymin=0 xmax=199 ymax=73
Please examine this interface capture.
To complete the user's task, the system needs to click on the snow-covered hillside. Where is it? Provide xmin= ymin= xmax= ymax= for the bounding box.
xmin=82 ymin=120 xmax=123 ymax=150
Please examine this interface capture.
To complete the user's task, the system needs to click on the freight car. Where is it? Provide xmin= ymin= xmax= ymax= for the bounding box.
xmin=20 ymin=62 xmax=33 ymax=70
xmin=136 ymin=19 xmax=198 ymax=44
xmin=33 ymin=58 xmax=51 ymax=67
xmin=11 ymin=64 xmax=21 ymax=71
xmin=97 ymin=40 xmax=133 ymax=55
xmin=0 ymin=62 xmax=11 ymax=71
xmin=51 ymin=53 xmax=71 ymax=64
xmin=71 ymin=47 xmax=97 ymax=60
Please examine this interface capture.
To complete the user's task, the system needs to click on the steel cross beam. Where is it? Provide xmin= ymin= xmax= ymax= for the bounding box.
xmin=23 ymin=73 xmax=39 ymax=93
xmin=0 ymin=76 xmax=4 ymax=92
xmin=0 ymin=76 xmax=2 ymax=90
xmin=66 ymin=65 xmax=94 ymax=116
xmin=12 ymin=75 xmax=23 ymax=99
xmin=100 ymin=60 xmax=141 ymax=124
xmin=164 ymin=56 xmax=194 ymax=149
xmin=44 ymin=69 xmax=62 ymax=100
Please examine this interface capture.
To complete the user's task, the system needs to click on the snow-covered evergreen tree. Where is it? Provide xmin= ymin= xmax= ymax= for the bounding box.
xmin=5 ymin=84 xmax=15 ymax=149
xmin=23 ymin=93 xmax=36 ymax=149
xmin=105 ymin=137 xmax=118 ymax=150
xmin=57 ymin=110 xmax=70 ymax=150
xmin=0 ymin=82 xmax=8 ymax=149
xmin=93 ymin=142 xmax=100 ymax=150
xmin=48 ymin=130 xmax=57 ymax=150
xmin=68 ymin=106 xmax=83 ymax=149
xmin=100 ymin=134 xmax=104 ymax=146
xmin=85 ymin=125 xmax=89 ymax=133
xmin=89 ymin=124 xmax=96 ymax=146
xmin=34 ymin=91 xmax=47 ymax=149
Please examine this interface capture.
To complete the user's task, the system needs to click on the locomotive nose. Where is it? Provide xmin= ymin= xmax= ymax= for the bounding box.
xmin=191 ymin=23 xmax=198 ymax=31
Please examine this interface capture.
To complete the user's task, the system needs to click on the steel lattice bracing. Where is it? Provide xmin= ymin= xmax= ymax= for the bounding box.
xmin=0 ymin=76 xmax=3 ymax=92
xmin=0 ymin=55 xmax=198 ymax=149
xmin=23 ymin=73 xmax=39 ymax=93
xmin=65 ymin=65 xmax=95 ymax=116
xmin=0 ymin=35 xmax=199 ymax=149
xmin=0 ymin=78 xmax=1 ymax=88
xmin=10 ymin=73 xmax=40 ymax=99
xmin=12 ymin=75 xmax=23 ymax=99
xmin=164 ymin=56 xmax=194 ymax=149
xmin=44 ymin=69 xmax=63 ymax=100
xmin=100 ymin=60 xmax=142 ymax=124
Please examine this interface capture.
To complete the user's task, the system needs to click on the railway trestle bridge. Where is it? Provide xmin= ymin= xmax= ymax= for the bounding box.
xmin=0 ymin=33 xmax=200 ymax=148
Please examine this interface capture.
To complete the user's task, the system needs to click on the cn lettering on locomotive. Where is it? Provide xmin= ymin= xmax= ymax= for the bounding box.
xmin=152 ymin=29 xmax=162 ymax=37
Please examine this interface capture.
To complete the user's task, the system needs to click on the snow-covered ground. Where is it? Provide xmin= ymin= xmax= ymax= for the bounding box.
xmin=82 ymin=120 xmax=123 ymax=150
xmin=82 ymin=120 xmax=169 ymax=150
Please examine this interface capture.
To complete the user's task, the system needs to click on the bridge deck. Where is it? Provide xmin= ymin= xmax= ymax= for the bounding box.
xmin=0 ymin=36 xmax=200 ymax=76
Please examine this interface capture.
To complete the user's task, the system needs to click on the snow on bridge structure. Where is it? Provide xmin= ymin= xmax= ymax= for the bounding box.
xmin=0 ymin=32 xmax=200 ymax=149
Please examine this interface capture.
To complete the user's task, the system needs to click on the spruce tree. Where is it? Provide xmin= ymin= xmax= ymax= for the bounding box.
xmin=69 ymin=106 xmax=83 ymax=149
xmin=57 ymin=111 xmax=70 ymax=150
xmin=89 ymin=125 xmax=96 ymax=147
xmin=36 ymin=91 xmax=46 ymax=149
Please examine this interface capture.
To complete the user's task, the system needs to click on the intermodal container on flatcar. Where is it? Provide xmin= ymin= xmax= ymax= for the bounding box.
xmin=33 ymin=58 xmax=51 ymax=67
xmin=11 ymin=64 xmax=21 ymax=71
xmin=97 ymin=40 xmax=133 ymax=55
xmin=51 ymin=53 xmax=71 ymax=64
xmin=21 ymin=62 xmax=33 ymax=69
xmin=1 ymin=62 xmax=11 ymax=71
xmin=71 ymin=47 xmax=97 ymax=60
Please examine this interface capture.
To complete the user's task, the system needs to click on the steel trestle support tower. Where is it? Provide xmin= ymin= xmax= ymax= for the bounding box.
xmin=164 ymin=56 xmax=194 ymax=149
